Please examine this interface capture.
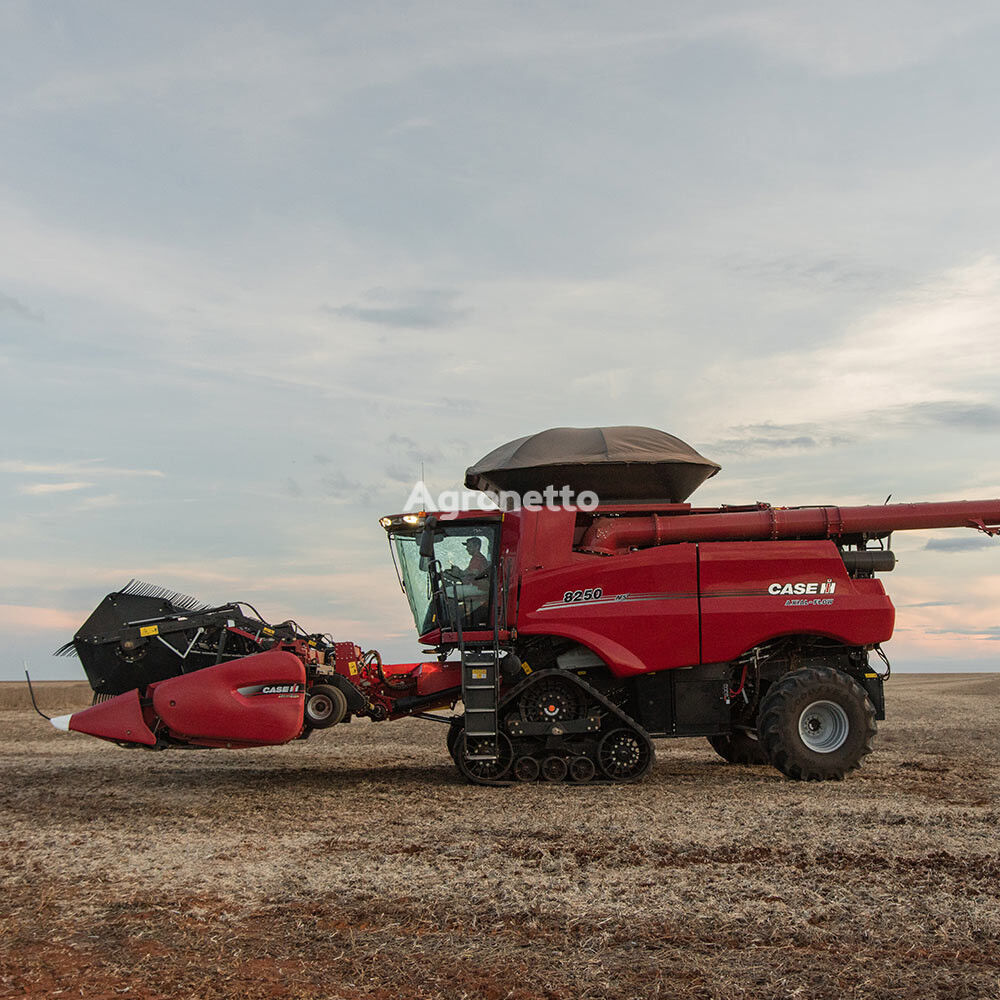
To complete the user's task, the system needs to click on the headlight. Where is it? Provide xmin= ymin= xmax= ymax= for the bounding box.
xmin=402 ymin=514 xmax=422 ymax=525
xmin=379 ymin=517 xmax=392 ymax=528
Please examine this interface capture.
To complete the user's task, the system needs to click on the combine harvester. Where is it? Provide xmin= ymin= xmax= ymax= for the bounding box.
xmin=48 ymin=426 xmax=999 ymax=785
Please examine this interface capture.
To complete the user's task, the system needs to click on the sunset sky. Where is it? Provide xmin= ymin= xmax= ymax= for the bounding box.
xmin=2 ymin=1 xmax=999 ymax=680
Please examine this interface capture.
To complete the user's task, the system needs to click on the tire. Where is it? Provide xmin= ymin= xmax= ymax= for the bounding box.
xmin=708 ymin=731 xmax=768 ymax=765
xmin=304 ymin=684 xmax=348 ymax=729
xmin=447 ymin=715 xmax=464 ymax=761
xmin=596 ymin=728 xmax=652 ymax=782
xmin=513 ymin=756 xmax=540 ymax=782
xmin=757 ymin=667 xmax=876 ymax=781
xmin=455 ymin=732 xmax=513 ymax=783
xmin=541 ymin=755 xmax=568 ymax=782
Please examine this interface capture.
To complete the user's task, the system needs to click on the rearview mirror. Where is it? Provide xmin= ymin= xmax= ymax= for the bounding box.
xmin=418 ymin=516 xmax=438 ymax=568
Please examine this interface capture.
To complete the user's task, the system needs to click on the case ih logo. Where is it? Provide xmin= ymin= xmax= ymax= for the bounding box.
xmin=768 ymin=580 xmax=837 ymax=596
xmin=236 ymin=683 xmax=305 ymax=697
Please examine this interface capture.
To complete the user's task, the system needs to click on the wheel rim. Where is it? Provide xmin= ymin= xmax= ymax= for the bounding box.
xmin=457 ymin=733 xmax=513 ymax=781
xmin=307 ymin=694 xmax=332 ymax=722
xmin=541 ymin=756 xmax=568 ymax=782
xmin=569 ymin=756 xmax=596 ymax=782
xmin=513 ymin=756 xmax=540 ymax=782
xmin=519 ymin=678 xmax=585 ymax=722
xmin=597 ymin=729 xmax=650 ymax=780
xmin=798 ymin=700 xmax=850 ymax=753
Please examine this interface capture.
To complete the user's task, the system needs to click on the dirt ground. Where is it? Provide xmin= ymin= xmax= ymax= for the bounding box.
xmin=1 ymin=674 xmax=998 ymax=1000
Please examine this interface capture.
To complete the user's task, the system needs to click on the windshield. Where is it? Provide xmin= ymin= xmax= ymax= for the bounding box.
xmin=393 ymin=523 xmax=499 ymax=636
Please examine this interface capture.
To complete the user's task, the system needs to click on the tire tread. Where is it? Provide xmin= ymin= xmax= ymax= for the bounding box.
xmin=757 ymin=666 xmax=876 ymax=781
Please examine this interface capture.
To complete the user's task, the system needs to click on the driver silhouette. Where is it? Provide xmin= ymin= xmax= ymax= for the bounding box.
xmin=457 ymin=536 xmax=488 ymax=583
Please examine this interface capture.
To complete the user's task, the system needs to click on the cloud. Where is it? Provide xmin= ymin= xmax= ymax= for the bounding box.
xmin=382 ymin=433 xmax=444 ymax=481
xmin=385 ymin=465 xmax=417 ymax=484
xmin=721 ymin=253 xmax=900 ymax=292
xmin=0 ymin=291 xmax=43 ymax=322
xmin=0 ymin=460 xmax=164 ymax=478
xmin=924 ymin=536 xmax=998 ymax=552
xmin=0 ymin=603 xmax=85 ymax=631
xmin=75 ymin=493 xmax=120 ymax=510
xmin=19 ymin=481 xmax=93 ymax=495
xmin=320 ymin=472 xmax=375 ymax=505
xmin=710 ymin=399 xmax=1000 ymax=458
xmin=925 ymin=626 xmax=1000 ymax=640
xmin=326 ymin=288 xmax=470 ymax=329
xmin=3 ymin=5 xmax=1000 ymax=678
xmin=895 ymin=401 xmax=1000 ymax=431
xmin=387 ymin=433 xmax=419 ymax=450
xmin=690 ymin=257 xmax=1000 ymax=442
xmin=686 ymin=1 xmax=1000 ymax=78
xmin=707 ymin=422 xmax=857 ymax=456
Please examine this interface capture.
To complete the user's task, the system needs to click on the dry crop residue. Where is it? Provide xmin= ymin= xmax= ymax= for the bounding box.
xmin=1 ymin=674 xmax=998 ymax=999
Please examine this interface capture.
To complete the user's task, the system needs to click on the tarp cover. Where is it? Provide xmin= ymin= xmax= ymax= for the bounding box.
xmin=464 ymin=426 xmax=721 ymax=503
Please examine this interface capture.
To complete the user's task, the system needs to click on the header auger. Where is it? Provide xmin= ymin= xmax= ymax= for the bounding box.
xmin=49 ymin=426 xmax=999 ymax=786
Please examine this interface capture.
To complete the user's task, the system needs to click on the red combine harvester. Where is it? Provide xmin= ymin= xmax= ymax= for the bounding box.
xmin=50 ymin=426 xmax=999 ymax=786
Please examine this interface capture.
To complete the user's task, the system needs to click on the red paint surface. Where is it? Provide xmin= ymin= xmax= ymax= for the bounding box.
xmin=151 ymin=650 xmax=306 ymax=746
xmin=518 ymin=543 xmax=700 ymax=675
xmin=698 ymin=540 xmax=894 ymax=662
xmin=581 ymin=499 xmax=1000 ymax=552
xmin=68 ymin=689 xmax=158 ymax=746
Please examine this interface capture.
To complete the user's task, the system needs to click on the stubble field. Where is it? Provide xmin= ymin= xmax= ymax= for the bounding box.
xmin=1 ymin=673 xmax=998 ymax=1000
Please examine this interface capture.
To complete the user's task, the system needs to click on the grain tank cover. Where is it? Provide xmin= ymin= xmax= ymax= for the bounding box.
xmin=464 ymin=426 xmax=721 ymax=503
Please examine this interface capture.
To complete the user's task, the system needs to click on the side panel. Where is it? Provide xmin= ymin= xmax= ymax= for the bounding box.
xmin=629 ymin=663 xmax=730 ymax=737
xmin=151 ymin=650 xmax=306 ymax=745
xmin=517 ymin=544 xmax=700 ymax=677
xmin=699 ymin=540 xmax=895 ymax=663
xmin=67 ymin=689 xmax=158 ymax=746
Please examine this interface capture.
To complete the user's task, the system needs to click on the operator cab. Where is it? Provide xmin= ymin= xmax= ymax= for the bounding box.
xmin=380 ymin=514 xmax=501 ymax=640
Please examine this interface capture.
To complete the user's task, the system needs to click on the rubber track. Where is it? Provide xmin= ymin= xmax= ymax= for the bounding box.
xmin=457 ymin=668 xmax=654 ymax=787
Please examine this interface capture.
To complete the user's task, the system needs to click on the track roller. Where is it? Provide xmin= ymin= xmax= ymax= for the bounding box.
xmin=569 ymin=755 xmax=596 ymax=782
xmin=513 ymin=756 xmax=540 ymax=782
xmin=541 ymin=756 xmax=568 ymax=782
xmin=451 ymin=668 xmax=653 ymax=786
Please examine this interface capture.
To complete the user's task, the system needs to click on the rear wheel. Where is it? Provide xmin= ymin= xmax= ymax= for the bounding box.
xmin=708 ymin=731 xmax=768 ymax=765
xmin=757 ymin=667 xmax=876 ymax=781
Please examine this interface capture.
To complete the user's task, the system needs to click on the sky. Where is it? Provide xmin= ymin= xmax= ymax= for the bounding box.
xmin=2 ymin=1 xmax=999 ymax=682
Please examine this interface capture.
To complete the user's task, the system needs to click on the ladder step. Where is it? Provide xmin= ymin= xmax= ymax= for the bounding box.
xmin=461 ymin=647 xmax=500 ymax=754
